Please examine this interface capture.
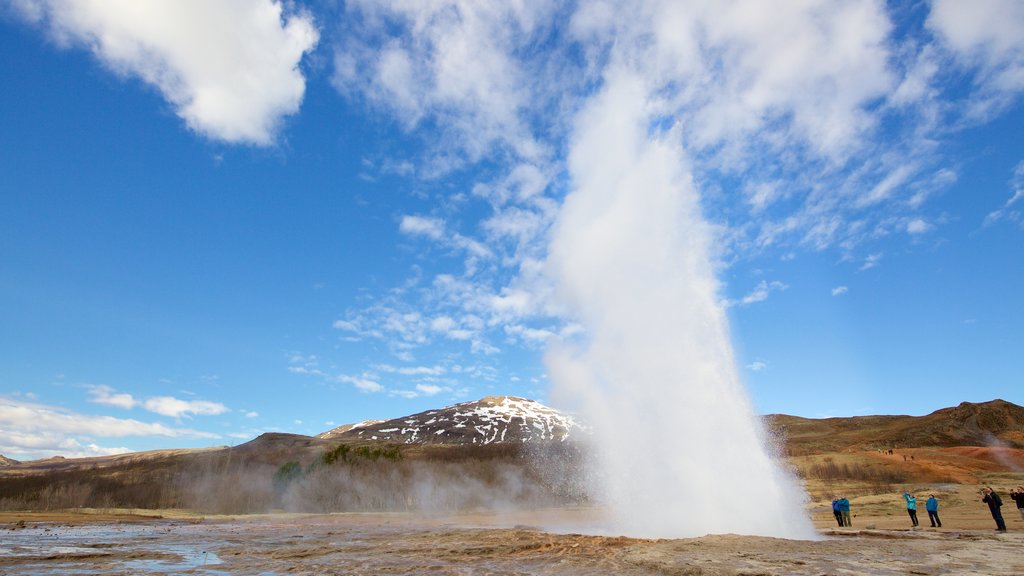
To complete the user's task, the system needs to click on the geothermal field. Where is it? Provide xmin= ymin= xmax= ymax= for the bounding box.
xmin=4 ymin=2 xmax=1024 ymax=575
xmin=3 ymin=398 xmax=1024 ymax=575
xmin=3 ymin=500 xmax=1024 ymax=575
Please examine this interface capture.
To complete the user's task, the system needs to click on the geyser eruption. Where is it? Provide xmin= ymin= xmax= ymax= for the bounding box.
xmin=545 ymin=68 xmax=815 ymax=539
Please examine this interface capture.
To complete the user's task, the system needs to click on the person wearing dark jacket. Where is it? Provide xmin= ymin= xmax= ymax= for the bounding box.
xmin=982 ymin=487 xmax=1007 ymax=532
xmin=1011 ymin=486 xmax=1024 ymax=521
xmin=925 ymin=494 xmax=941 ymax=528
xmin=831 ymin=498 xmax=844 ymax=527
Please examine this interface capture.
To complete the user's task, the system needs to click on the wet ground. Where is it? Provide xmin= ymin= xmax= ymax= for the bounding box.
xmin=2 ymin=511 xmax=1023 ymax=575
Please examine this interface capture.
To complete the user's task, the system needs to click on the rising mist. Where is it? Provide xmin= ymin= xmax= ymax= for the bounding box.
xmin=545 ymin=67 xmax=816 ymax=539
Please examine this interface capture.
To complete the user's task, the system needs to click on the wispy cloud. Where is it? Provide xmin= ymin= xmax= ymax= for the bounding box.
xmin=832 ymin=286 xmax=849 ymax=297
xmin=302 ymin=1 xmax=1021 ymax=415
xmin=399 ymin=215 xmax=446 ymax=240
xmin=926 ymin=0 xmax=1024 ymax=120
xmin=87 ymin=384 xmax=137 ymax=410
xmin=0 ymin=396 xmax=220 ymax=460
xmin=984 ymin=161 xmax=1024 ymax=227
xmin=725 ymin=280 xmax=789 ymax=308
xmin=337 ymin=374 xmax=384 ymax=394
xmin=906 ymin=218 xmax=931 ymax=235
xmin=747 ymin=361 xmax=768 ymax=372
xmin=142 ymin=396 xmax=228 ymax=419
xmin=86 ymin=385 xmax=227 ymax=419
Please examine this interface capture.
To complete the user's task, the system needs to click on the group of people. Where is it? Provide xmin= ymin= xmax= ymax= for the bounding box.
xmin=832 ymin=487 xmax=1024 ymax=531
xmin=909 ymin=486 xmax=1024 ymax=532
xmin=902 ymin=492 xmax=941 ymax=527
xmin=830 ymin=496 xmax=851 ymax=527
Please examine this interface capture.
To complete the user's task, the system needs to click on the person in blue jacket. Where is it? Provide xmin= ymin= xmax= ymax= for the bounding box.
xmin=838 ymin=496 xmax=852 ymax=527
xmin=925 ymin=494 xmax=941 ymax=528
xmin=903 ymin=492 xmax=919 ymax=527
xmin=831 ymin=498 xmax=843 ymax=527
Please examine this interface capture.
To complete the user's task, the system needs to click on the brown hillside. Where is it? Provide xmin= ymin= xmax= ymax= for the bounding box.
xmin=767 ymin=399 xmax=1024 ymax=454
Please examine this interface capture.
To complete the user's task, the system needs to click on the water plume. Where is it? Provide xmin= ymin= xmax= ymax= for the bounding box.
xmin=545 ymin=68 xmax=815 ymax=539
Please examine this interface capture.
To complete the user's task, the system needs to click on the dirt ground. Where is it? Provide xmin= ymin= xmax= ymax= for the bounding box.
xmin=2 ymin=498 xmax=1023 ymax=576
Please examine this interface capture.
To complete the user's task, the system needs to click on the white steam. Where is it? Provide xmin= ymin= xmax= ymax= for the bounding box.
xmin=545 ymin=66 xmax=815 ymax=539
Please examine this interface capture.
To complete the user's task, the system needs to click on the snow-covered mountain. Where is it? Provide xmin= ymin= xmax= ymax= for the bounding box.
xmin=317 ymin=396 xmax=582 ymax=445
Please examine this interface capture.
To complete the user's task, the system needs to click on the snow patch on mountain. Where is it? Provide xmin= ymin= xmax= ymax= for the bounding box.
xmin=317 ymin=396 xmax=582 ymax=445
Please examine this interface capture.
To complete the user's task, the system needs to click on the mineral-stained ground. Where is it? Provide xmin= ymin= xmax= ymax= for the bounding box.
xmin=2 ymin=509 xmax=1022 ymax=576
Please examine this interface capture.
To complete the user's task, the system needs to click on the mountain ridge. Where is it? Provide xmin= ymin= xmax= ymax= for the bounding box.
xmin=317 ymin=395 xmax=581 ymax=446
xmin=765 ymin=398 xmax=1024 ymax=453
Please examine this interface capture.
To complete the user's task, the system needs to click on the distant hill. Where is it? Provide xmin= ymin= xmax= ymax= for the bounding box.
xmin=766 ymin=399 xmax=1024 ymax=454
xmin=1 ymin=397 xmax=1021 ymax=514
xmin=317 ymin=396 xmax=581 ymax=445
xmin=0 ymin=455 xmax=18 ymax=466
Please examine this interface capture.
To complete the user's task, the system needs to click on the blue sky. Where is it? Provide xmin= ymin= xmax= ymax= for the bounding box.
xmin=1 ymin=0 xmax=1022 ymax=460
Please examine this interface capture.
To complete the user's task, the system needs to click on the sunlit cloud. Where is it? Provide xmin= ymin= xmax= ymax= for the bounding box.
xmin=143 ymin=396 xmax=228 ymax=419
xmin=0 ymin=396 xmax=219 ymax=460
xmin=86 ymin=385 xmax=227 ymax=419
xmin=11 ymin=0 xmax=318 ymax=145
xmin=87 ymin=384 xmax=138 ymax=410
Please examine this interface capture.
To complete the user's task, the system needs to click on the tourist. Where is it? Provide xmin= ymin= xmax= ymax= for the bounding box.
xmin=903 ymin=492 xmax=919 ymax=527
xmin=839 ymin=495 xmax=852 ymax=527
xmin=1010 ymin=487 xmax=1024 ymax=521
xmin=831 ymin=497 xmax=844 ymax=527
xmin=981 ymin=487 xmax=1007 ymax=532
xmin=925 ymin=494 xmax=941 ymax=528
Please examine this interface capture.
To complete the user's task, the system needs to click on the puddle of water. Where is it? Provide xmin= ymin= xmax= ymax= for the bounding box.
xmin=2 ymin=523 xmax=227 ymax=575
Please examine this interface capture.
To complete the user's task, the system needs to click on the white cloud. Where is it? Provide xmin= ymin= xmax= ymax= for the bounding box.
xmin=860 ymin=253 xmax=883 ymax=271
xmin=15 ymin=0 xmax=318 ymax=145
xmin=244 ymin=411 xmax=259 ymax=419
xmin=429 ymin=315 xmax=456 ymax=332
xmin=906 ymin=218 xmax=930 ymax=234
xmin=858 ymin=164 xmax=917 ymax=208
xmin=333 ymin=1 xmax=553 ymax=166
xmin=730 ymin=280 xmax=789 ymax=307
xmin=143 ymin=396 xmax=228 ymax=419
xmin=927 ymin=0 xmax=1024 ymax=117
xmin=0 ymin=396 xmax=219 ymax=460
xmin=87 ymin=385 xmax=138 ymax=410
xmin=415 ymin=383 xmax=444 ymax=396
xmin=984 ymin=161 xmax=1024 ymax=226
xmin=831 ymin=286 xmax=849 ymax=296
xmin=86 ymin=385 xmax=227 ymax=419
xmin=337 ymin=375 xmax=384 ymax=393
xmin=399 ymin=215 xmax=446 ymax=240
xmin=746 ymin=361 xmax=768 ymax=372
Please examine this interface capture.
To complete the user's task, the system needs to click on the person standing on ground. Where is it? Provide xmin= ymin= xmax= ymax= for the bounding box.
xmin=831 ymin=497 xmax=844 ymax=527
xmin=839 ymin=495 xmax=852 ymax=527
xmin=1010 ymin=487 xmax=1024 ymax=521
xmin=925 ymin=494 xmax=941 ymax=528
xmin=982 ymin=487 xmax=1007 ymax=532
xmin=903 ymin=492 xmax=919 ymax=528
